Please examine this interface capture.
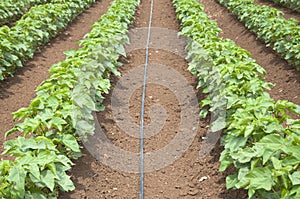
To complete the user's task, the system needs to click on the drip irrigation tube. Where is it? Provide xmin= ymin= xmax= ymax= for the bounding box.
xmin=139 ymin=0 xmax=154 ymax=198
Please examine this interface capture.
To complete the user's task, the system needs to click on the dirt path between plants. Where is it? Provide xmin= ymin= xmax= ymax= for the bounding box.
xmin=59 ymin=0 xmax=248 ymax=198
xmin=203 ymin=0 xmax=300 ymax=105
xmin=0 ymin=0 xmax=112 ymax=156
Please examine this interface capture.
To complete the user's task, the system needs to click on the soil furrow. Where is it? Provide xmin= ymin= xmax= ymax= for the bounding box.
xmin=203 ymin=0 xmax=300 ymax=105
xmin=0 ymin=0 xmax=112 ymax=155
xmin=59 ymin=0 xmax=246 ymax=198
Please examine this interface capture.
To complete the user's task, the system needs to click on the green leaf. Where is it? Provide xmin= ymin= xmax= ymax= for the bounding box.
xmin=76 ymin=120 xmax=94 ymax=134
xmin=236 ymin=167 xmax=273 ymax=191
xmin=47 ymin=96 xmax=60 ymax=111
xmin=55 ymin=165 xmax=75 ymax=191
xmin=226 ymin=135 xmax=248 ymax=152
xmin=254 ymin=134 xmax=284 ymax=164
xmin=63 ymin=50 xmax=76 ymax=58
xmin=36 ymin=151 xmax=56 ymax=167
xmin=210 ymin=117 xmax=226 ymax=132
xmin=7 ymin=164 xmax=27 ymax=197
xmin=282 ymin=145 xmax=300 ymax=160
xmin=231 ymin=148 xmax=257 ymax=163
xmin=199 ymin=109 xmax=208 ymax=118
xmin=290 ymin=185 xmax=300 ymax=198
xmin=62 ymin=134 xmax=80 ymax=152
xmin=50 ymin=117 xmax=67 ymax=131
xmin=244 ymin=125 xmax=254 ymax=137
xmin=40 ymin=170 xmax=55 ymax=191
xmin=25 ymin=191 xmax=47 ymax=199
xmin=73 ymin=93 xmax=95 ymax=110
xmin=271 ymin=157 xmax=281 ymax=170
xmin=226 ymin=174 xmax=238 ymax=189
xmin=219 ymin=150 xmax=233 ymax=172
xmin=28 ymin=163 xmax=40 ymax=182
xmin=199 ymin=97 xmax=211 ymax=108
xmin=290 ymin=171 xmax=300 ymax=186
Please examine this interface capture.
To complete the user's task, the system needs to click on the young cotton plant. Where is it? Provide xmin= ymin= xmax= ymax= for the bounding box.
xmin=0 ymin=0 xmax=96 ymax=80
xmin=0 ymin=0 xmax=51 ymax=26
xmin=272 ymin=0 xmax=300 ymax=13
xmin=218 ymin=0 xmax=300 ymax=69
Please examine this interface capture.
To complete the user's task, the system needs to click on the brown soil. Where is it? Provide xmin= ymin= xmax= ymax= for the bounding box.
xmin=0 ymin=0 xmax=299 ymax=198
xmin=0 ymin=0 xmax=113 ymax=156
xmin=256 ymin=0 xmax=300 ymax=22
